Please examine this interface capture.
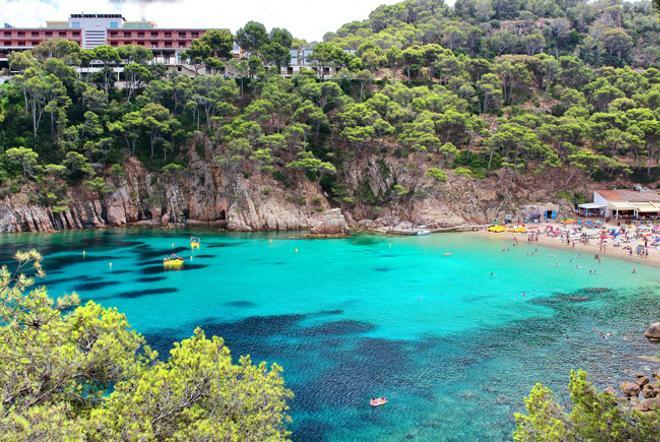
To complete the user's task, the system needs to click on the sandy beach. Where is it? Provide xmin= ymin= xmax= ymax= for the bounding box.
xmin=471 ymin=225 xmax=660 ymax=268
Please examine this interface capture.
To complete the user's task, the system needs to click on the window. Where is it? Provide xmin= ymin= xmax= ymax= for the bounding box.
xmin=71 ymin=22 xmax=80 ymax=29
xmin=178 ymin=32 xmax=186 ymax=38
xmin=110 ymin=21 xmax=118 ymax=29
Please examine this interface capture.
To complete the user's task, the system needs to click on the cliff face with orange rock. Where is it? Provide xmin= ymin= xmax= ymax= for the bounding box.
xmin=0 ymin=134 xmax=602 ymax=235
xmin=0 ymin=152 xmax=591 ymax=236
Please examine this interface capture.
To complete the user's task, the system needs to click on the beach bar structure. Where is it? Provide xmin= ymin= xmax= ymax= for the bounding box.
xmin=589 ymin=189 xmax=660 ymax=219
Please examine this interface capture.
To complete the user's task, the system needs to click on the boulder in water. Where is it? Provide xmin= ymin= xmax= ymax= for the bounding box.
xmin=620 ymin=381 xmax=640 ymax=398
xmin=643 ymin=322 xmax=660 ymax=344
xmin=603 ymin=386 xmax=617 ymax=396
xmin=633 ymin=397 xmax=659 ymax=412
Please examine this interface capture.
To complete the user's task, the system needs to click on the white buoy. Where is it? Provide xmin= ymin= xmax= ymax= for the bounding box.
xmin=294 ymin=248 xmax=299 ymax=254
xmin=108 ymin=262 xmax=113 ymax=269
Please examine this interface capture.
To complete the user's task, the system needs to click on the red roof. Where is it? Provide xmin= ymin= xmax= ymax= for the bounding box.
xmin=595 ymin=189 xmax=660 ymax=202
xmin=595 ymin=190 xmax=624 ymax=201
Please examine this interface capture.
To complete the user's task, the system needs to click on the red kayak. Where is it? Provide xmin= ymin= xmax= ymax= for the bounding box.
xmin=370 ymin=397 xmax=388 ymax=407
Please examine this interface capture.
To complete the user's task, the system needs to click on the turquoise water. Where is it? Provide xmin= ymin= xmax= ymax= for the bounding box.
xmin=1 ymin=229 xmax=658 ymax=441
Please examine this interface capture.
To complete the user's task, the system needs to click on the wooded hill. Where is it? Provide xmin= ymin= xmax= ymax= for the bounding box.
xmin=0 ymin=0 xmax=658 ymax=213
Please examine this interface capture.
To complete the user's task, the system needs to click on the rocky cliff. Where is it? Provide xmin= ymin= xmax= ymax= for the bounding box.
xmin=0 ymin=148 xmax=337 ymax=234
xmin=0 ymin=143 xmax=593 ymax=235
xmin=338 ymin=153 xmax=592 ymax=233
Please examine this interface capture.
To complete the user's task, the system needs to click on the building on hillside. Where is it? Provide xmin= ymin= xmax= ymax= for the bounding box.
xmin=1 ymin=13 xmax=340 ymax=78
xmin=0 ymin=13 xmax=208 ymax=68
xmin=582 ymin=189 xmax=660 ymax=220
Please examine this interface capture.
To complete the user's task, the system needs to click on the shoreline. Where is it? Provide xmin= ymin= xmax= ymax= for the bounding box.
xmin=469 ymin=230 xmax=660 ymax=269
xmin=2 ymin=223 xmax=659 ymax=269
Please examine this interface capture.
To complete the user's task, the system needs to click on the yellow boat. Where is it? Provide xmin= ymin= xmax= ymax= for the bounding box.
xmin=163 ymin=254 xmax=185 ymax=269
xmin=190 ymin=237 xmax=201 ymax=249
xmin=487 ymin=225 xmax=506 ymax=233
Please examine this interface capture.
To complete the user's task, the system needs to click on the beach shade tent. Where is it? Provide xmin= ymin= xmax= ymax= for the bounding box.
xmin=607 ymin=201 xmax=635 ymax=219
xmin=578 ymin=202 xmax=606 ymax=217
xmin=631 ymin=202 xmax=660 ymax=219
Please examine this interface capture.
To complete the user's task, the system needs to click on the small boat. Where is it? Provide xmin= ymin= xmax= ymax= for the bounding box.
xmin=370 ymin=397 xmax=388 ymax=407
xmin=190 ymin=237 xmax=201 ymax=249
xmin=416 ymin=226 xmax=431 ymax=236
xmin=163 ymin=254 xmax=185 ymax=269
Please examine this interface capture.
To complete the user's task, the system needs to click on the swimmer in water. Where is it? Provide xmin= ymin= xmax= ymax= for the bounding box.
xmin=490 ymin=272 xmax=496 ymax=278
xmin=632 ymin=268 xmax=637 ymax=274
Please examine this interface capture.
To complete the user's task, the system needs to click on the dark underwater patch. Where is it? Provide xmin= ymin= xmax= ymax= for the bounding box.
xmin=204 ymin=314 xmax=307 ymax=338
xmin=41 ymin=275 xmax=93 ymax=286
xmin=195 ymin=254 xmax=215 ymax=258
xmin=224 ymin=300 xmax=257 ymax=308
xmin=73 ymin=280 xmax=120 ymax=291
xmin=143 ymin=332 xmax=179 ymax=357
xmin=315 ymin=309 xmax=344 ymax=316
xmin=581 ymin=287 xmax=613 ymax=295
xmin=113 ymin=287 xmax=179 ymax=299
xmin=349 ymin=236 xmax=382 ymax=247
xmin=42 ymin=254 xmax=123 ymax=272
xmin=302 ymin=320 xmax=375 ymax=336
xmin=374 ymin=266 xmax=392 ymax=272
xmin=135 ymin=276 xmax=166 ymax=283
xmin=206 ymin=242 xmax=244 ymax=248
xmin=135 ymin=246 xmax=189 ymax=260
xmin=292 ymin=419 xmax=331 ymax=442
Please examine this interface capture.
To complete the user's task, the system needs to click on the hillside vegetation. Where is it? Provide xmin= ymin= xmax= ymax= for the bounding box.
xmin=0 ymin=0 xmax=658 ymax=216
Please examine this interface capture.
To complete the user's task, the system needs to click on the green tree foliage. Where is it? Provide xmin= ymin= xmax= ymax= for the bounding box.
xmin=514 ymin=370 xmax=658 ymax=442
xmin=1 ymin=0 xmax=658 ymax=206
xmin=0 ymin=251 xmax=293 ymax=440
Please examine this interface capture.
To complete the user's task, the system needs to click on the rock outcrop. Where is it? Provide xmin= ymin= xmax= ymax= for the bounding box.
xmin=644 ymin=322 xmax=660 ymax=344
xmin=0 ymin=148 xmax=334 ymax=234
xmin=0 ymin=139 xmax=598 ymax=235
xmin=310 ymin=208 xmax=349 ymax=236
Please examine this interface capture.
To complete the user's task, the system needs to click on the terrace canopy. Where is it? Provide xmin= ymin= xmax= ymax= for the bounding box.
xmin=578 ymin=203 xmax=606 ymax=209
xmin=608 ymin=201 xmax=635 ymax=218
xmin=631 ymin=202 xmax=660 ymax=214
